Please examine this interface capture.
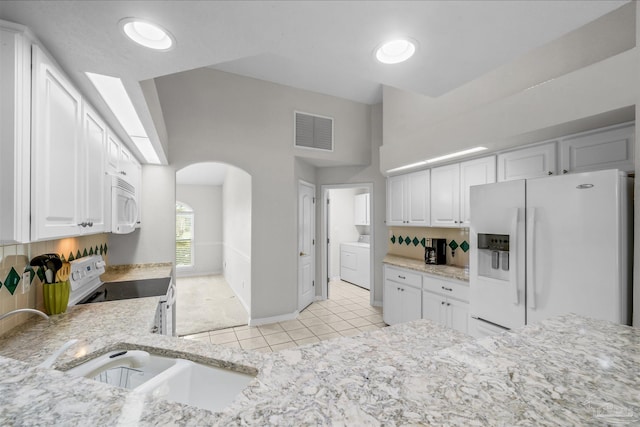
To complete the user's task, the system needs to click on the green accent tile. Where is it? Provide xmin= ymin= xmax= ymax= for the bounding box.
xmin=104 ymin=244 xmax=108 ymax=255
xmin=4 ymin=267 xmax=20 ymax=295
xmin=460 ymin=241 xmax=470 ymax=252
xmin=89 ymin=247 xmax=94 ymax=256
xmin=37 ymin=267 xmax=46 ymax=282
xmin=95 ymin=246 xmax=99 ymax=255
xmin=412 ymin=237 xmax=419 ymax=247
xmin=404 ymin=236 xmax=411 ymax=245
xmin=60 ymin=254 xmax=66 ymax=263
xmin=100 ymin=244 xmax=104 ymax=255
xmin=449 ymin=240 xmax=459 ymax=250
xmin=82 ymin=248 xmax=88 ymax=257
xmin=76 ymin=250 xmax=82 ymax=260
xmin=68 ymin=253 xmax=75 ymax=262
xmin=397 ymin=235 xmax=403 ymax=245
xmin=420 ymin=238 xmax=426 ymax=247
xmin=390 ymin=235 xmax=396 ymax=244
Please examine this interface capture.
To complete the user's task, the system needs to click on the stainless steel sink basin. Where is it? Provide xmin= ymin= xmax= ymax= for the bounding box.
xmin=65 ymin=349 xmax=255 ymax=412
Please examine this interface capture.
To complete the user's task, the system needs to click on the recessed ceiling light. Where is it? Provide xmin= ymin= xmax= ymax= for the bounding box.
xmin=120 ymin=18 xmax=174 ymax=51
xmin=375 ymin=39 xmax=416 ymax=64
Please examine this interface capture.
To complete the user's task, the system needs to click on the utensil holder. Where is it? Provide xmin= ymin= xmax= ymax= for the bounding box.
xmin=43 ymin=280 xmax=70 ymax=315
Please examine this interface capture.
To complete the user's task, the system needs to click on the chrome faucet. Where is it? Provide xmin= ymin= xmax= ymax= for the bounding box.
xmin=0 ymin=308 xmax=49 ymax=322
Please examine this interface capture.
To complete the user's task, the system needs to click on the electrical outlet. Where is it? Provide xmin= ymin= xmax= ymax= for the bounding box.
xmin=22 ymin=271 xmax=31 ymax=294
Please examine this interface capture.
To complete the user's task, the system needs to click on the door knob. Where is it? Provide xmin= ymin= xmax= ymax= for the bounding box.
xmin=299 ymin=252 xmax=307 ymax=256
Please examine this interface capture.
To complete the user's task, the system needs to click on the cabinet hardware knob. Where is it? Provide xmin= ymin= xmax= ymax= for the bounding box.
xmin=562 ymin=169 xmax=568 ymax=174
xmin=548 ymin=171 xmax=553 ymax=175
xmin=88 ymin=221 xmax=93 ymax=227
xmin=441 ymin=301 xmax=445 ymax=305
xmin=447 ymin=303 xmax=451 ymax=306
xmin=441 ymin=286 xmax=453 ymax=292
xmin=77 ymin=222 xmax=87 ymax=227
xmin=398 ymin=275 xmax=406 ymax=280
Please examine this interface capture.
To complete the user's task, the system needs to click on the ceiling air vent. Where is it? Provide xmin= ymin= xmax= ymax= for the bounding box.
xmin=295 ymin=111 xmax=334 ymax=152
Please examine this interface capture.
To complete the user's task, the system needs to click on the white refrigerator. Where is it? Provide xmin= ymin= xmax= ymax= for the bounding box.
xmin=469 ymin=169 xmax=632 ymax=338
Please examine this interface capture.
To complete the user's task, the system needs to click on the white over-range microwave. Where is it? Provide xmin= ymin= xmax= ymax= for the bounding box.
xmin=108 ymin=174 xmax=139 ymax=234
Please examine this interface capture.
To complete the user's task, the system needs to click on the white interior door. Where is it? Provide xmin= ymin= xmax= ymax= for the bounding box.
xmin=298 ymin=181 xmax=316 ymax=310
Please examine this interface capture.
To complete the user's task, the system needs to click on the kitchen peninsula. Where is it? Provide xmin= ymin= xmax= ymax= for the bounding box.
xmin=0 ymin=298 xmax=638 ymax=425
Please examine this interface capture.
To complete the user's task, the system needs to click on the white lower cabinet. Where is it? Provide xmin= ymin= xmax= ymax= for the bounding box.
xmin=383 ymin=266 xmax=422 ymax=325
xmin=384 ymin=264 xmax=470 ymax=334
xmin=422 ymin=290 xmax=470 ymax=334
xmin=422 ymin=275 xmax=470 ymax=334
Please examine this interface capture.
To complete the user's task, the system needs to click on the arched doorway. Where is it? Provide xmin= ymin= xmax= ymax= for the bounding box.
xmin=174 ymin=162 xmax=252 ymax=338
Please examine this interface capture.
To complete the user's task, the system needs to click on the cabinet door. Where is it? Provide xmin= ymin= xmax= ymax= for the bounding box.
xmin=401 ymin=284 xmax=422 ymax=323
xmin=383 ymin=280 xmax=401 ymax=325
xmin=421 ymin=290 xmax=444 ymax=325
xmin=446 ymin=298 xmax=470 ymax=335
xmin=132 ymin=159 xmax=142 ymax=228
xmin=31 ymin=45 xmax=83 ymax=240
xmin=386 ymin=175 xmax=405 ymax=225
xmin=497 ymin=142 xmax=556 ymax=182
xmin=120 ymin=145 xmax=137 ymax=179
xmin=559 ymin=124 xmax=634 ymax=174
xmin=430 ymin=163 xmax=460 ymax=227
xmin=106 ymin=132 xmax=121 ymax=175
xmin=354 ymin=193 xmax=368 ymax=226
xmin=0 ymin=26 xmax=31 ymax=244
xmin=406 ymin=170 xmax=430 ymax=226
xmin=81 ymin=103 xmax=107 ymax=233
xmin=459 ymin=156 xmax=496 ymax=227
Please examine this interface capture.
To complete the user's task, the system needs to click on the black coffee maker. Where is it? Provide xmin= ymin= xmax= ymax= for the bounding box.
xmin=425 ymin=238 xmax=447 ymax=265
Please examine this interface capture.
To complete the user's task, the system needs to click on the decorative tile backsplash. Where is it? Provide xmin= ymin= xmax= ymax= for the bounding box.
xmin=0 ymin=234 xmax=109 ymax=336
xmin=387 ymin=226 xmax=470 ymax=267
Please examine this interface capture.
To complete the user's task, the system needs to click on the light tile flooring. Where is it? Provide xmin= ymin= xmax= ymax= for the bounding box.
xmin=182 ymin=280 xmax=386 ymax=353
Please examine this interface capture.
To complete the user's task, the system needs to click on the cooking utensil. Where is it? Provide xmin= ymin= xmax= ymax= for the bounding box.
xmin=30 ymin=254 xmax=62 ymax=284
xmin=56 ymin=262 xmax=71 ymax=282
xmin=45 ymin=268 xmax=54 ymax=284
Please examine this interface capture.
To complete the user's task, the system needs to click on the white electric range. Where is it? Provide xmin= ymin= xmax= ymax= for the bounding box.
xmin=67 ymin=255 xmax=176 ymax=336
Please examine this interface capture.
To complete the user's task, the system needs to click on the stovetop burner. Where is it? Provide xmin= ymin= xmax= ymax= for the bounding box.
xmin=78 ymin=277 xmax=172 ymax=304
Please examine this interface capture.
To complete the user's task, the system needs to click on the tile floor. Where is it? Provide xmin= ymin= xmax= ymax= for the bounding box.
xmin=182 ymin=280 xmax=386 ymax=353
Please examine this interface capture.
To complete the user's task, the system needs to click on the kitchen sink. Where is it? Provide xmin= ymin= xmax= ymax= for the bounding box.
xmin=65 ymin=349 xmax=255 ymax=412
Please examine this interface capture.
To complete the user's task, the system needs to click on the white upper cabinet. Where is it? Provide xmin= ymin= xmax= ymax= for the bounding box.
xmin=559 ymin=123 xmax=634 ymax=174
xmin=459 ymin=156 xmax=496 ymax=226
xmin=81 ymin=103 xmax=107 ymax=233
xmin=430 ymin=163 xmax=460 ymax=227
xmin=430 ymin=155 xmax=496 ymax=228
xmin=0 ymin=25 xmax=31 ymax=244
xmin=354 ymin=193 xmax=370 ymax=226
xmin=386 ymin=170 xmax=430 ymax=226
xmin=497 ymin=142 xmax=557 ymax=182
xmin=31 ymin=45 xmax=84 ymax=241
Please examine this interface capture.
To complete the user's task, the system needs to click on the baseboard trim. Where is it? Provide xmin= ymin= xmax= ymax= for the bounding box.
xmin=249 ymin=310 xmax=299 ymax=326
xmin=176 ymin=269 xmax=223 ymax=278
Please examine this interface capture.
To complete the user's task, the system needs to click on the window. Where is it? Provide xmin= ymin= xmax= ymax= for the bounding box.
xmin=176 ymin=201 xmax=194 ymax=267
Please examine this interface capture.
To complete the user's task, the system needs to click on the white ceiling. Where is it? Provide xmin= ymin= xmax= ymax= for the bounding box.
xmin=176 ymin=163 xmax=228 ymax=186
xmin=0 ymin=0 xmax=629 ymax=163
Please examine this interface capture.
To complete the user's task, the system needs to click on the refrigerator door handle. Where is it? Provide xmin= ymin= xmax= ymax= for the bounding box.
xmin=527 ymin=207 xmax=536 ymax=309
xmin=510 ymin=207 xmax=519 ymax=305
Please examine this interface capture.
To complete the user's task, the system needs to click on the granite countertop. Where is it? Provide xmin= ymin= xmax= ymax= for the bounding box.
xmin=383 ymin=254 xmax=469 ymax=282
xmin=1 ymin=298 xmax=639 ymax=425
xmin=100 ymin=263 xmax=173 ymax=283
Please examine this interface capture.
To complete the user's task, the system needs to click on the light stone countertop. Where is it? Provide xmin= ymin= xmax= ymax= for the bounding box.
xmin=0 ymin=295 xmax=638 ymax=425
xmin=384 ymin=254 xmax=469 ymax=282
xmin=100 ymin=263 xmax=173 ymax=283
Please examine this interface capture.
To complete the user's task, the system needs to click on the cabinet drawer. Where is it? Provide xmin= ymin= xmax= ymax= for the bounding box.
xmin=422 ymin=275 xmax=469 ymax=302
xmin=384 ymin=265 xmax=421 ymax=288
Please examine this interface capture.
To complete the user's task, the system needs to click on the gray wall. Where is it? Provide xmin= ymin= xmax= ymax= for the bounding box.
xmin=176 ymin=184 xmax=223 ymax=277
xmin=155 ymin=67 xmax=371 ymax=321
xmin=108 ymin=165 xmax=176 ymax=275
xmin=222 ymin=166 xmax=252 ymax=311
